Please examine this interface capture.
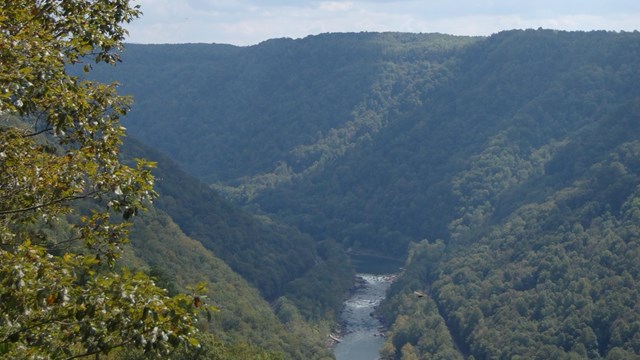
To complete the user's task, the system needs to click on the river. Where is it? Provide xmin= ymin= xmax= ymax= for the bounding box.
xmin=334 ymin=274 xmax=394 ymax=360
xmin=334 ymin=255 xmax=402 ymax=360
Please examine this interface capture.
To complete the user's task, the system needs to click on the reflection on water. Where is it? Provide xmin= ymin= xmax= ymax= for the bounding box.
xmin=334 ymin=274 xmax=395 ymax=360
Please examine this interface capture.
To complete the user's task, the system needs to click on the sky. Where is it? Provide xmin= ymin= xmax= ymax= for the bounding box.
xmin=125 ymin=0 xmax=640 ymax=46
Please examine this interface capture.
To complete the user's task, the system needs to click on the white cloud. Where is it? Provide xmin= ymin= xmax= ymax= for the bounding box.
xmin=125 ymin=0 xmax=640 ymax=45
xmin=318 ymin=1 xmax=354 ymax=12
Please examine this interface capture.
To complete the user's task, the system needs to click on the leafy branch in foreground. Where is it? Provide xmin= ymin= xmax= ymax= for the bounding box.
xmin=1 ymin=1 xmax=211 ymax=358
xmin=0 ymin=243 xmax=202 ymax=359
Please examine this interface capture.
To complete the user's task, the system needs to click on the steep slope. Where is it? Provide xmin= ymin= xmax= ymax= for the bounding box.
xmin=380 ymin=139 xmax=640 ymax=359
xmin=87 ymin=33 xmax=479 ymax=195
xmin=124 ymin=138 xmax=317 ymax=299
xmin=122 ymin=138 xmax=354 ymax=320
xmin=124 ymin=207 xmax=333 ymax=359
xmin=257 ymin=30 xmax=640 ymax=255
xmin=374 ymin=31 xmax=640 ymax=358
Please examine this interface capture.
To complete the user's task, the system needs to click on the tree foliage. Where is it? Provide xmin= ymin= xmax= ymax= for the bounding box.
xmin=0 ymin=1 xmax=207 ymax=358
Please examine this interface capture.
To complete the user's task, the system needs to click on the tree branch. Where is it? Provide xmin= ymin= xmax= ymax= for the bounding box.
xmin=63 ymin=340 xmax=132 ymax=360
xmin=0 ymin=192 xmax=95 ymax=215
xmin=22 ymin=127 xmax=53 ymax=137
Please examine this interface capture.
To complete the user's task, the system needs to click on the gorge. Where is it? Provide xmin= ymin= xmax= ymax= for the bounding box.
xmin=81 ymin=30 xmax=640 ymax=359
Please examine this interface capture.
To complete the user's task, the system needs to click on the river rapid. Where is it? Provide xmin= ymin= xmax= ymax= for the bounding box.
xmin=333 ymin=274 xmax=396 ymax=360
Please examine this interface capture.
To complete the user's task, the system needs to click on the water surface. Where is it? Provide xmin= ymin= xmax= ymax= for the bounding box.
xmin=334 ymin=274 xmax=394 ymax=360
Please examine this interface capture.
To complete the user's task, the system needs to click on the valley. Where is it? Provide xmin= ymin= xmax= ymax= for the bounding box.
xmin=106 ymin=30 xmax=640 ymax=359
xmin=5 ymin=27 xmax=640 ymax=359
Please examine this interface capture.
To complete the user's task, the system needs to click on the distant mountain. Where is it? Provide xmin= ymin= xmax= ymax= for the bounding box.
xmin=89 ymin=32 xmax=480 ymax=251
xmin=256 ymin=30 xmax=640 ymax=256
xmin=91 ymin=32 xmax=478 ymax=185
xmin=87 ymin=30 xmax=640 ymax=358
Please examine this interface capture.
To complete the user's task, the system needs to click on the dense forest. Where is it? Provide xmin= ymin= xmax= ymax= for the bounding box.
xmin=122 ymin=139 xmax=348 ymax=359
xmin=84 ymin=29 xmax=640 ymax=359
xmin=123 ymin=138 xmax=354 ymax=315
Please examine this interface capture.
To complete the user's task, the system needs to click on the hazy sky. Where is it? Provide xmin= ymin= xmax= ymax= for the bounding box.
xmin=126 ymin=0 xmax=640 ymax=46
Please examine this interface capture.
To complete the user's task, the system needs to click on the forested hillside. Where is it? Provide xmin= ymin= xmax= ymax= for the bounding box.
xmin=84 ymin=30 xmax=640 ymax=358
xmin=123 ymin=138 xmax=354 ymax=320
xmin=257 ymin=30 xmax=640 ymax=256
xmin=89 ymin=32 xmax=479 ymax=198
xmin=124 ymin=206 xmax=333 ymax=359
